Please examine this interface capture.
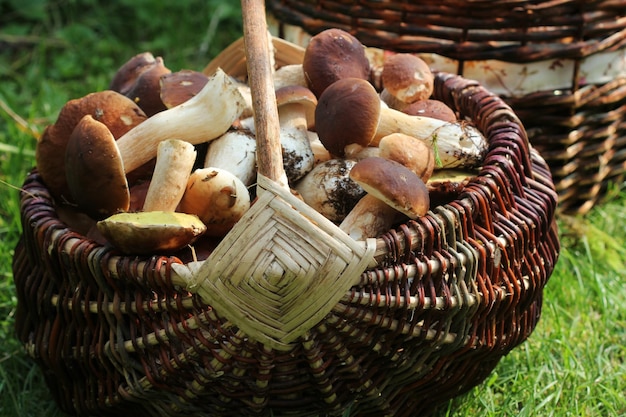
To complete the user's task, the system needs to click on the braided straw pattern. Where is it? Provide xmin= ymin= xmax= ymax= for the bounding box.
xmin=13 ymin=69 xmax=559 ymax=415
xmin=171 ymin=174 xmax=377 ymax=351
xmin=267 ymin=0 xmax=626 ymax=214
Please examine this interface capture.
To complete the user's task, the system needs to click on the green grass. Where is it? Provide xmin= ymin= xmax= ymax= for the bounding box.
xmin=442 ymin=188 xmax=626 ymax=417
xmin=1 ymin=1 xmax=625 ymax=416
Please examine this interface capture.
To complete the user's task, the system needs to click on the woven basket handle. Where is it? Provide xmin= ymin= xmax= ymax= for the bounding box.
xmin=170 ymin=1 xmax=377 ymax=350
xmin=241 ymin=0 xmax=287 ymax=187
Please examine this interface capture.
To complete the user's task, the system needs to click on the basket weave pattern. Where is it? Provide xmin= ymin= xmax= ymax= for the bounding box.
xmin=267 ymin=0 xmax=626 ymax=214
xmin=13 ymin=71 xmax=559 ymax=416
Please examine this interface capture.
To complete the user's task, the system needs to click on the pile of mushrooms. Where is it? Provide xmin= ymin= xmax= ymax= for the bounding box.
xmin=35 ymin=29 xmax=487 ymax=258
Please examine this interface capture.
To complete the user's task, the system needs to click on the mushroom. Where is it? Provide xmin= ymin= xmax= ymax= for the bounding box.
xmin=178 ymin=167 xmax=251 ymax=237
xmin=114 ymin=68 xmax=246 ymax=174
xmin=339 ymin=156 xmax=430 ymax=240
xmin=378 ymin=132 xmax=436 ymax=181
xmin=344 ymin=143 xmax=381 ymax=160
xmin=380 ymin=53 xmax=434 ymax=108
xmin=203 ymin=129 xmax=258 ymax=186
xmin=314 ymin=78 xmax=381 ymax=156
xmin=97 ymin=211 xmax=206 ymax=255
xmin=234 ymin=85 xmax=317 ymax=184
xmin=273 ymin=63 xmax=307 ymax=90
xmin=64 ymin=115 xmax=130 ymax=220
xmin=275 ymin=84 xmax=317 ymax=183
xmin=338 ymin=194 xmax=402 ymax=241
xmin=35 ymin=90 xmax=147 ymax=201
xmin=109 ymin=52 xmax=159 ymax=95
xmin=234 ymin=81 xmax=254 ymax=118
xmin=400 ymin=99 xmax=458 ymax=123
xmin=302 ymin=28 xmax=370 ymax=98
xmin=294 ymin=158 xmax=365 ymax=223
xmin=159 ymin=69 xmax=209 ymax=109
xmin=306 ymin=130 xmax=332 ymax=165
xmin=315 ymin=77 xmax=488 ymax=167
xmin=122 ymin=55 xmax=171 ymax=116
xmin=142 ymin=139 xmax=197 ymax=212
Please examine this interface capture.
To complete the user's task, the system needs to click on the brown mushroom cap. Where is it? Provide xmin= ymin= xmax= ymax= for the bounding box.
xmin=35 ymin=90 xmax=147 ymax=201
xmin=302 ymin=28 xmax=370 ymax=98
xmin=65 ymin=115 xmax=130 ymax=220
xmin=402 ymin=99 xmax=457 ymax=122
xmin=315 ymin=77 xmax=381 ymax=157
xmin=123 ymin=56 xmax=171 ymax=116
xmin=160 ymin=69 xmax=209 ymax=108
xmin=381 ymin=53 xmax=434 ymax=104
xmin=349 ymin=156 xmax=430 ymax=219
xmin=275 ymin=84 xmax=318 ymax=129
xmin=378 ymin=132 xmax=436 ymax=182
xmin=110 ymin=52 xmax=158 ymax=95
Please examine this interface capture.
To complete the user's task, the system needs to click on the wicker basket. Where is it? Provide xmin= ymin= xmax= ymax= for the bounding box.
xmin=266 ymin=0 xmax=626 ymax=215
xmin=12 ymin=24 xmax=559 ymax=417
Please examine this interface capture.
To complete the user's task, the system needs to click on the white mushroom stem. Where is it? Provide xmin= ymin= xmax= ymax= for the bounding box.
xmin=294 ymin=158 xmax=364 ymax=223
xmin=339 ymin=194 xmax=402 ymax=240
xmin=142 ymin=139 xmax=197 ymax=212
xmin=307 ymin=131 xmax=331 ymax=165
xmin=204 ymin=130 xmax=257 ymax=186
xmin=234 ymin=81 xmax=254 ymax=118
xmin=178 ymin=167 xmax=251 ymax=237
xmin=232 ymin=89 xmax=317 ymax=184
xmin=115 ymin=68 xmax=245 ymax=174
xmin=280 ymin=125 xmax=315 ymax=184
xmin=237 ymin=115 xmax=256 ymax=133
xmin=273 ymin=64 xmax=307 ymax=90
xmin=373 ymin=105 xmax=487 ymax=168
xmin=278 ymin=105 xmax=314 ymax=183
xmin=344 ymin=143 xmax=381 ymax=160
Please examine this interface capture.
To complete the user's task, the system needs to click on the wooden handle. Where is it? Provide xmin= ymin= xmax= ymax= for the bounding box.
xmin=241 ymin=0 xmax=286 ymax=185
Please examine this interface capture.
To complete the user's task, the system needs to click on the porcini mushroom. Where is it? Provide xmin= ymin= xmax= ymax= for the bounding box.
xmin=381 ymin=53 xmax=434 ymax=106
xmin=314 ymin=78 xmax=381 ymax=156
xmin=122 ymin=55 xmax=171 ymax=116
xmin=401 ymin=99 xmax=458 ymax=123
xmin=64 ymin=115 xmax=130 ymax=220
xmin=204 ymin=129 xmax=258 ymax=186
xmin=339 ymin=157 xmax=430 ymax=239
xmin=232 ymin=85 xmax=317 ymax=184
xmin=35 ymin=90 xmax=147 ymax=201
xmin=338 ymin=194 xmax=402 ymax=241
xmin=273 ymin=63 xmax=307 ymax=90
xmin=275 ymin=84 xmax=317 ymax=183
xmin=114 ymin=68 xmax=246 ymax=174
xmin=378 ymin=132 xmax=436 ymax=182
xmin=344 ymin=143 xmax=381 ymax=161
xmin=178 ymin=167 xmax=251 ymax=237
xmin=302 ymin=28 xmax=370 ymax=98
xmin=315 ymin=77 xmax=487 ymax=167
xmin=306 ymin=130 xmax=332 ymax=165
xmin=97 ymin=211 xmax=206 ymax=255
xmin=159 ymin=69 xmax=209 ymax=109
xmin=142 ymin=139 xmax=197 ymax=212
xmin=294 ymin=158 xmax=365 ymax=223
xmin=110 ymin=52 xmax=159 ymax=95
xmin=350 ymin=156 xmax=430 ymax=219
